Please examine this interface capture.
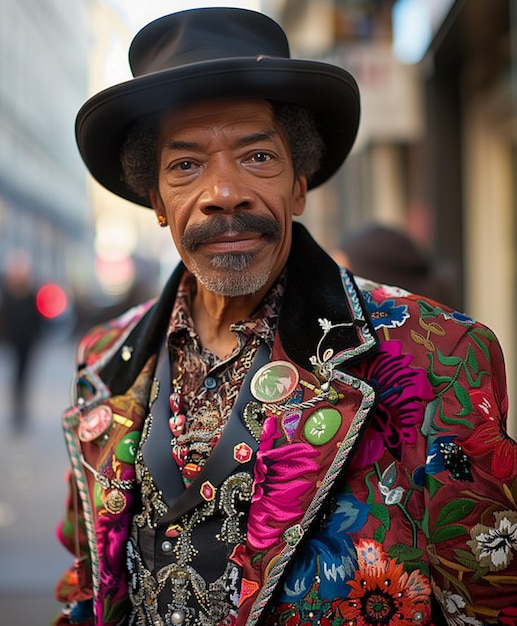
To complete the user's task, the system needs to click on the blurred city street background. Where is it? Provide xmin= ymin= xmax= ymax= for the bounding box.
xmin=0 ymin=334 xmax=76 ymax=625
xmin=1 ymin=1 xmax=517 ymax=624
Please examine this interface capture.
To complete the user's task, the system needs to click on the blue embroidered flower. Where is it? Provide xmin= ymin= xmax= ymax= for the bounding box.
xmin=442 ymin=310 xmax=475 ymax=325
xmin=279 ymin=492 xmax=369 ymax=602
xmin=425 ymin=435 xmax=456 ymax=475
xmin=362 ymin=291 xmax=410 ymax=330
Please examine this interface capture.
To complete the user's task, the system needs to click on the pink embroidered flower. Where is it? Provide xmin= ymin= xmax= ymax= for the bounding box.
xmin=461 ymin=389 xmax=517 ymax=480
xmin=97 ymin=509 xmax=133 ymax=587
xmin=247 ymin=416 xmax=319 ymax=550
xmin=350 ymin=340 xmax=433 ymax=468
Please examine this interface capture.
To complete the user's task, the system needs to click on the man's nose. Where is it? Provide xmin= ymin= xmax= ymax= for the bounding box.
xmin=198 ymin=158 xmax=254 ymax=214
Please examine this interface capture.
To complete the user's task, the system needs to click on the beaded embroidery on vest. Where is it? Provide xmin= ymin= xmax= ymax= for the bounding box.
xmin=127 ymin=273 xmax=282 ymax=626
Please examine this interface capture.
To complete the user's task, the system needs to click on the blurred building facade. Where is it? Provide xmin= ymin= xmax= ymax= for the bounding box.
xmin=0 ymin=0 xmax=94 ymax=297
xmin=73 ymin=0 xmax=181 ymax=330
xmin=268 ymin=0 xmax=517 ymax=436
xmin=0 ymin=0 xmax=177 ymax=333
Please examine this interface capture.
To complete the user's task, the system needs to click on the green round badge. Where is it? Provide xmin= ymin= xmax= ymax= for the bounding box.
xmin=304 ymin=408 xmax=342 ymax=445
xmin=115 ymin=431 xmax=140 ymax=463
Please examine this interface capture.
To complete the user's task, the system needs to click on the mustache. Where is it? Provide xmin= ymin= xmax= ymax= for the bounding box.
xmin=180 ymin=214 xmax=282 ymax=252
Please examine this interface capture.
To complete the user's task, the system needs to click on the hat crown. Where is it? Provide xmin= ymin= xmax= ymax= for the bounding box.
xmin=129 ymin=8 xmax=291 ymax=78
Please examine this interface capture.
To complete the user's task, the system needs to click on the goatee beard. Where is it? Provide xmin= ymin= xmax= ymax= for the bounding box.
xmin=181 ymin=214 xmax=282 ymax=297
xmin=193 ymin=264 xmax=271 ymax=297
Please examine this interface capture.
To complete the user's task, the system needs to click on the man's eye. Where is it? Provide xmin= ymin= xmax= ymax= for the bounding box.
xmin=251 ymin=152 xmax=272 ymax=163
xmin=168 ymin=160 xmax=195 ymax=172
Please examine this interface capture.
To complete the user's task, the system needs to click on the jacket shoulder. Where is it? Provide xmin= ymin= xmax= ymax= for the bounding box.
xmin=76 ymin=299 xmax=155 ymax=367
xmin=354 ymin=276 xmax=498 ymax=350
xmin=354 ymin=276 xmax=486 ymax=336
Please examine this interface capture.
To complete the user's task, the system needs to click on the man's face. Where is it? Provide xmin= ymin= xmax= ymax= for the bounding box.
xmin=151 ymin=98 xmax=307 ymax=297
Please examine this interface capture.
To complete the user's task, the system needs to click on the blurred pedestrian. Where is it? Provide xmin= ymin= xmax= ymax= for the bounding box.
xmin=0 ymin=249 xmax=43 ymax=434
xmin=333 ymin=223 xmax=458 ymax=307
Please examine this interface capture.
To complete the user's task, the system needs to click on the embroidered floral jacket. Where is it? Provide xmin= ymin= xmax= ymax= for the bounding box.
xmin=53 ymin=223 xmax=517 ymax=626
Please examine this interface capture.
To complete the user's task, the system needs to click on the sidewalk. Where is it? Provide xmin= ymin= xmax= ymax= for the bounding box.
xmin=0 ymin=336 xmax=77 ymax=625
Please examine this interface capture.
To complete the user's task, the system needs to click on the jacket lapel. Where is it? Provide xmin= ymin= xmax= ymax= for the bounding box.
xmin=143 ymin=343 xmax=270 ymax=517
xmin=279 ymin=223 xmax=378 ymax=369
xmin=237 ymin=223 xmax=379 ymax=625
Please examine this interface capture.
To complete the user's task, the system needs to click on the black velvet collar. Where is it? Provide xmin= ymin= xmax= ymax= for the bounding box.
xmin=279 ymin=222 xmax=378 ymax=370
xmin=98 ymin=222 xmax=378 ymax=395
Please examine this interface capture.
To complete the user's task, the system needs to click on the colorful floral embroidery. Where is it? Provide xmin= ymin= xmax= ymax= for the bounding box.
xmin=467 ymin=511 xmax=517 ymax=571
xmin=350 ymin=340 xmax=433 ymax=468
xmin=442 ymin=310 xmax=475 ymax=325
xmin=417 ymin=299 xmax=474 ymax=327
xmin=378 ymin=461 xmax=405 ymax=505
xmin=279 ymin=492 xmax=369 ymax=602
xmin=361 ymin=291 xmax=410 ymax=330
xmin=461 ymin=390 xmax=517 ymax=480
xmin=356 ymin=538 xmax=384 ymax=569
xmin=336 ymin=540 xmax=430 ymax=624
xmin=431 ymin=584 xmax=483 ymax=626
xmin=439 ymin=440 xmax=473 ymax=481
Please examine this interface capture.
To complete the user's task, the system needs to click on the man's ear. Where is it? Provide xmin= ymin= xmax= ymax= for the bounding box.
xmin=292 ymin=176 xmax=308 ymax=217
xmin=150 ymin=190 xmax=167 ymax=225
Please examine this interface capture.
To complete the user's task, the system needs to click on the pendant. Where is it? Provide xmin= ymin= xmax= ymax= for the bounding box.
xmin=169 ymin=413 xmax=186 ymax=437
xmin=104 ymin=488 xmax=126 ymax=514
xmin=169 ymin=391 xmax=183 ymax=413
xmin=170 ymin=608 xmax=186 ymax=625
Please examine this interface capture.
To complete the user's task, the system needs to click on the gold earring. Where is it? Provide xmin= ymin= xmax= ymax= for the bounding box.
xmin=157 ymin=215 xmax=168 ymax=228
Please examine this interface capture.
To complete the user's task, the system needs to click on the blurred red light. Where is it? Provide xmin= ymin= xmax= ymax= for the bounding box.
xmin=36 ymin=283 xmax=68 ymax=319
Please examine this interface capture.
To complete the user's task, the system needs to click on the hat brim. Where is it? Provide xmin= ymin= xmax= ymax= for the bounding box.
xmin=75 ymin=56 xmax=360 ymax=208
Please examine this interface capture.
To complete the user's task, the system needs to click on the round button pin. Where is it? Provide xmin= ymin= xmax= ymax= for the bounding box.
xmin=78 ymin=405 xmax=113 ymax=442
xmin=304 ymin=407 xmax=342 ymax=445
xmin=250 ymin=361 xmax=299 ymax=403
xmin=115 ymin=431 xmax=140 ymax=463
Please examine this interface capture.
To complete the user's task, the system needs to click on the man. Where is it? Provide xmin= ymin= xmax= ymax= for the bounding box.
xmin=0 ymin=249 xmax=43 ymax=434
xmin=332 ymin=224 xmax=457 ymax=308
xmin=53 ymin=8 xmax=517 ymax=626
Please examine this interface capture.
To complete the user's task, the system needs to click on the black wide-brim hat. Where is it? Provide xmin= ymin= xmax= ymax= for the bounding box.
xmin=75 ymin=7 xmax=360 ymax=208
